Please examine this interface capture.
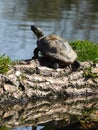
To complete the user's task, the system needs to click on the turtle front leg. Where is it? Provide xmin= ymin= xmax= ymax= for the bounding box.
xmin=32 ymin=47 xmax=39 ymax=59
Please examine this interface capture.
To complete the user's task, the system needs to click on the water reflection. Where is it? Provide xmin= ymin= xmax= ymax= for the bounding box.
xmin=0 ymin=0 xmax=98 ymax=60
xmin=0 ymin=96 xmax=98 ymax=130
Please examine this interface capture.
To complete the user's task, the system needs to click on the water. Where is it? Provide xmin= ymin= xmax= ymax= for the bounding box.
xmin=0 ymin=97 xmax=98 ymax=130
xmin=0 ymin=0 xmax=98 ymax=60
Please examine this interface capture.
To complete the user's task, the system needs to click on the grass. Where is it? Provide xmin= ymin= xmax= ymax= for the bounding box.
xmin=70 ymin=40 xmax=98 ymax=62
xmin=0 ymin=55 xmax=12 ymax=74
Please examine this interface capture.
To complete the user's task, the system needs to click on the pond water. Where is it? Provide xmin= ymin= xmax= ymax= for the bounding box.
xmin=0 ymin=97 xmax=98 ymax=130
xmin=0 ymin=0 xmax=98 ymax=60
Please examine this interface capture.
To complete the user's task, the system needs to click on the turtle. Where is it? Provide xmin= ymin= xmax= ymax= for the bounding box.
xmin=31 ymin=25 xmax=79 ymax=69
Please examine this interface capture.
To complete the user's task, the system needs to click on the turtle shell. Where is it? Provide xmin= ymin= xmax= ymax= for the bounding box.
xmin=37 ymin=34 xmax=77 ymax=64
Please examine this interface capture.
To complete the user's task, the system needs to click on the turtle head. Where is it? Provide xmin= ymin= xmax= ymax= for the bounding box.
xmin=31 ymin=25 xmax=44 ymax=39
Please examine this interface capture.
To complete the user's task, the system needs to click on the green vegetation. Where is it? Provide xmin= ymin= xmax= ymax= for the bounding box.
xmin=0 ymin=126 xmax=9 ymax=130
xmin=70 ymin=40 xmax=98 ymax=62
xmin=0 ymin=55 xmax=12 ymax=74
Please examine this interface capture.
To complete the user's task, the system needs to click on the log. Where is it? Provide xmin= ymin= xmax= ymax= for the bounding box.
xmin=0 ymin=59 xmax=98 ymax=103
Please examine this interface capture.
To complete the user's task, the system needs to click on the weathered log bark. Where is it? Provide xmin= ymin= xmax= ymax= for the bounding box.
xmin=0 ymin=59 xmax=98 ymax=102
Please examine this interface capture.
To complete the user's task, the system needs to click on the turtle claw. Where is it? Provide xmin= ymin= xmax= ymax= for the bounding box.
xmin=52 ymin=63 xmax=59 ymax=69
